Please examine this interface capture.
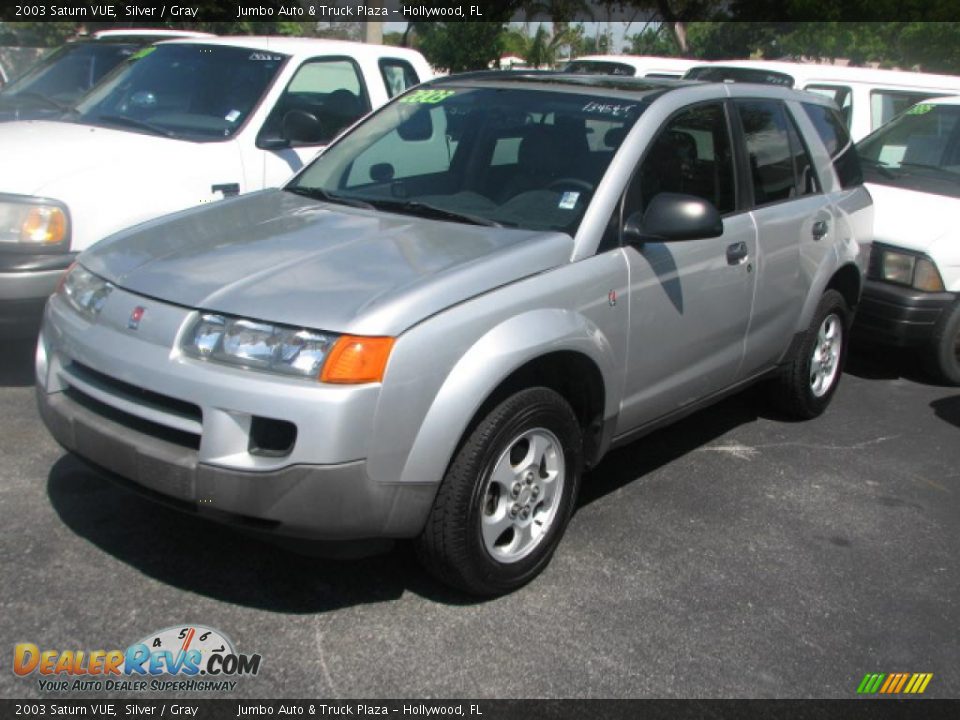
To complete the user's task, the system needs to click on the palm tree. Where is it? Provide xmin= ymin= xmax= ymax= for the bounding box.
xmin=523 ymin=0 xmax=594 ymax=65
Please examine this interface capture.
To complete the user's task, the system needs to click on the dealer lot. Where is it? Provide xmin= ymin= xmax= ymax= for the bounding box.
xmin=1 ymin=339 xmax=957 ymax=699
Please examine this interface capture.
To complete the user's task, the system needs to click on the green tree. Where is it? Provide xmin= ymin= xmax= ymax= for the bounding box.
xmin=415 ymin=23 xmax=507 ymax=73
xmin=524 ymin=0 xmax=594 ymax=63
xmin=526 ymin=25 xmax=555 ymax=68
xmin=898 ymin=22 xmax=960 ymax=73
xmin=501 ymin=27 xmax=531 ymax=60
xmin=627 ymin=26 xmax=681 ymax=56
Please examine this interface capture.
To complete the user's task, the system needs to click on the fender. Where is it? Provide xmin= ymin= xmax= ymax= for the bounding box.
xmin=794 ymin=186 xmax=870 ymax=333
xmin=392 ymin=308 xmax=621 ymax=488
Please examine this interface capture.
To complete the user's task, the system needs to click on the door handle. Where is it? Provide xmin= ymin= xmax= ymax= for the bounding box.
xmin=812 ymin=220 xmax=829 ymax=240
xmin=726 ymin=241 xmax=748 ymax=265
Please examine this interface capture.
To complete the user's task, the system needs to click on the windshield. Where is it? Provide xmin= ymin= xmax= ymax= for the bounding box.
xmin=857 ymin=102 xmax=960 ymax=198
xmin=72 ymin=44 xmax=287 ymax=141
xmin=288 ymin=85 xmax=646 ymax=234
xmin=0 ymin=42 xmax=138 ymax=106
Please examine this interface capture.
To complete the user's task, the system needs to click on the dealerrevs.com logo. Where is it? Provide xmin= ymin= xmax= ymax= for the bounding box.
xmin=13 ymin=625 xmax=262 ymax=693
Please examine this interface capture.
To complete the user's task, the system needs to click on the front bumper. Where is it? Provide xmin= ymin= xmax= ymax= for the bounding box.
xmin=37 ymin=379 xmax=436 ymax=541
xmin=0 ymin=252 xmax=74 ymax=338
xmin=854 ymin=280 xmax=956 ymax=347
xmin=36 ymin=288 xmax=437 ymax=540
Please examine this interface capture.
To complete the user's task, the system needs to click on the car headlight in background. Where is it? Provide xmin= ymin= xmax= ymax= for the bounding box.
xmin=870 ymin=246 xmax=945 ymax=292
xmin=0 ymin=197 xmax=69 ymax=246
xmin=59 ymin=264 xmax=113 ymax=319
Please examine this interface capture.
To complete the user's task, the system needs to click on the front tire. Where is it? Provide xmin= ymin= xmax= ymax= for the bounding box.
xmin=416 ymin=387 xmax=582 ymax=596
xmin=924 ymin=300 xmax=960 ymax=385
xmin=773 ymin=289 xmax=850 ymax=419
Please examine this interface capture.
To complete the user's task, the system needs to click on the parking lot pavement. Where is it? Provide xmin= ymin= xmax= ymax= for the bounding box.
xmin=1 ymin=337 xmax=958 ymax=699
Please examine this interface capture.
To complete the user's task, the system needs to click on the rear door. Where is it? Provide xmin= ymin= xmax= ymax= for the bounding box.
xmin=733 ymin=98 xmax=837 ymax=379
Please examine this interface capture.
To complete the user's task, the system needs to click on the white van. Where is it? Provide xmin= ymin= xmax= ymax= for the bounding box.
xmin=685 ymin=60 xmax=960 ymax=140
xmin=853 ymin=96 xmax=960 ymax=383
xmin=0 ymin=36 xmax=431 ymax=337
xmin=564 ymin=55 xmax=699 ymax=79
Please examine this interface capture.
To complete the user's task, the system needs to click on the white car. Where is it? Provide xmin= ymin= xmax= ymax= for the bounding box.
xmin=854 ymin=96 xmax=960 ymax=383
xmin=0 ymin=36 xmax=431 ymax=337
xmin=685 ymin=60 xmax=960 ymax=141
xmin=565 ymin=55 xmax=699 ymax=79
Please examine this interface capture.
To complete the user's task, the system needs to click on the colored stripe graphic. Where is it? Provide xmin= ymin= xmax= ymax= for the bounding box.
xmin=857 ymin=672 xmax=932 ymax=694
xmin=857 ymin=673 xmax=886 ymax=694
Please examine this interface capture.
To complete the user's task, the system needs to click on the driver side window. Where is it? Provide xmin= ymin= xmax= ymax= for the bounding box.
xmin=260 ymin=58 xmax=370 ymax=146
xmin=623 ymin=102 xmax=736 ymax=224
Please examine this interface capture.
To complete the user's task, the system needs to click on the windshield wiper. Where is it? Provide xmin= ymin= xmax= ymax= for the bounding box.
xmin=368 ymin=199 xmax=502 ymax=227
xmin=859 ymin=157 xmax=897 ymax=180
xmin=93 ymin=114 xmax=176 ymax=138
xmin=285 ymin=187 xmax=376 ymax=210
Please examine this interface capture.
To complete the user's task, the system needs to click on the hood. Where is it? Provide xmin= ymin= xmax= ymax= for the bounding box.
xmin=865 ymin=182 xmax=960 ymax=255
xmin=0 ymin=100 xmax=63 ymax=124
xmin=81 ymin=190 xmax=575 ymax=336
xmin=0 ymin=120 xmax=194 ymax=196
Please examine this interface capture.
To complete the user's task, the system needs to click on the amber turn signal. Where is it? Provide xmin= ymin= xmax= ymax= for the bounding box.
xmin=320 ymin=335 xmax=395 ymax=384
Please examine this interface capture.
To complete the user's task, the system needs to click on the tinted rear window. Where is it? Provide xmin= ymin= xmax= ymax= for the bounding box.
xmin=686 ymin=66 xmax=795 ymax=87
xmin=564 ymin=61 xmax=636 ymax=77
xmin=802 ymin=102 xmax=863 ymax=188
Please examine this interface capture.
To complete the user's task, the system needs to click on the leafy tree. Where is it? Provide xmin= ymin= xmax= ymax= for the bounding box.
xmin=501 ymin=27 xmax=532 ymax=59
xmin=415 ymin=23 xmax=507 ymax=72
xmin=898 ymin=22 xmax=960 ymax=73
xmin=526 ymin=25 xmax=554 ymax=68
xmin=627 ymin=26 xmax=681 ymax=56
xmin=524 ymin=0 xmax=594 ymax=63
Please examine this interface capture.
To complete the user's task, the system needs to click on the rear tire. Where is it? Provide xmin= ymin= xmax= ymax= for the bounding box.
xmin=416 ymin=387 xmax=582 ymax=596
xmin=772 ymin=290 xmax=849 ymax=419
xmin=924 ymin=300 xmax=960 ymax=385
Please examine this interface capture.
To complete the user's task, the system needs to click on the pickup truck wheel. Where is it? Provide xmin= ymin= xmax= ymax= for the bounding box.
xmin=924 ymin=300 xmax=960 ymax=385
xmin=773 ymin=289 xmax=849 ymax=419
xmin=416 ymin=387 xmax=582 ymax=596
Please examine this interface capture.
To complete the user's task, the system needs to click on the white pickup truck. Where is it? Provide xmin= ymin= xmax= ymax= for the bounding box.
xmin=0 ymin=36 xmax=431 ymax=336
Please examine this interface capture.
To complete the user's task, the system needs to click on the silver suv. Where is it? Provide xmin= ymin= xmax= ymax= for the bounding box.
xmin=36 ymin=74 xmax=873 ymax=595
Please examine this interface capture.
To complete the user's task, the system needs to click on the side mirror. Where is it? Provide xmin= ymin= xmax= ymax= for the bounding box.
xmin=623 ymin=192 xmax=723 ymax=245
xmin=282 ymin=109 xmax=325 ymax=146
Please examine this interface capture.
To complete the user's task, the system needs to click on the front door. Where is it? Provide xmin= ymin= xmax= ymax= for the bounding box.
xmin=617 ymin=102 xmax=758 ymax=433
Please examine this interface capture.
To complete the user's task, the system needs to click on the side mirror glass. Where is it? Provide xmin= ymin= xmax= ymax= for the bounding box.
xmin=623 ymin=192 xmax=723 ymax=245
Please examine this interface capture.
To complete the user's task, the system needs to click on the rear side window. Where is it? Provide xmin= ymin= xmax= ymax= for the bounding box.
xmin=736 ymin=100 xmax=810 ymax=206
xmin=379 ymin=58 xmax=419 ymax=98
xmin=802 ymin=102 xmax=863 ymax=188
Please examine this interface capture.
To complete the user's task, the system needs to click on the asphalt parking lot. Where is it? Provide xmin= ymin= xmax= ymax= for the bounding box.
xmin=1 ymin=337 xmax=958 ymax=699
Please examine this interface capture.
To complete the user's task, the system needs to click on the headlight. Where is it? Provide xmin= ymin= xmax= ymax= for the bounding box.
xmin=0 ymin=197 xmax=69 ymax=246
xmin=59 ymin=264 xmax=113 ymax=319
xmin=183 ymin=314 xmax=338 ymax=379
xmin=182 ymin=313 xmax=395 ymax=383
xmin=871 ymin=246 xmax=945 ymax=292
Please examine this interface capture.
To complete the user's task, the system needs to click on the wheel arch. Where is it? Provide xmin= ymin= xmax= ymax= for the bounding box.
xmin=798 ymin=258 xmax=863 ymax=333
xmin=825 ymin=262 xmax=862 ymax=315
xmin=395 ymin=309 xmax=619 ymax=490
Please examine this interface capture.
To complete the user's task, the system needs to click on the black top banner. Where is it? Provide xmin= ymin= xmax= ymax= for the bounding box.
xmin=3 ymin=1 xmax=960 ymax=23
